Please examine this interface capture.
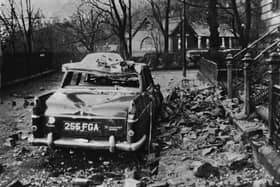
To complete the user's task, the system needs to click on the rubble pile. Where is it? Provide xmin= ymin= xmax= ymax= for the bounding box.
xmin=153 ymin=83 xmax=273 ymax=186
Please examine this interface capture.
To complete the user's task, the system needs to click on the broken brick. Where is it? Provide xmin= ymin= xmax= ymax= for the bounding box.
xmin=123 ymin=178 xmax=141 ymax=187
xmin=194 ymin=162 xmax=219 ymax=178
xmin=4 ymin=137 xmax=16 ymax=147
xmin=147 ymin=181 xmax=168 ymax=187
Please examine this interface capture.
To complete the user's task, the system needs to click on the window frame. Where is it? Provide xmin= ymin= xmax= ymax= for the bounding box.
xmin=272 ymin=0 xmax=280 ymax=11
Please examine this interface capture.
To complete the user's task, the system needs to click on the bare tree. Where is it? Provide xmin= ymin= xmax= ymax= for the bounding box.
xmin=84 ymin=0 xmax=131 ymax=58
xmin=147 ymin=0 xmax=171 ymax=53
xmin=18 ymin=0 xmax=42 ymax=54
xmin=179 ymin=0 xmax=256 ymax=48
xmin=68 ymin=4 xmax=106 ymax=52
xmin=217 ymin=0 xmax=257 ymax=48
xmin=0 ymin=0 xmax=19 ymax=54
xmin=128 ymin=0 xmax=132 ymax=57
xmin=0 ymin=0 xmax=42 ymax=54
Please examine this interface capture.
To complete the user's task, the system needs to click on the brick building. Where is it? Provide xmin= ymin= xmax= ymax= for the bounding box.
xmin=260 ymin=0 xmax=280 ymax=32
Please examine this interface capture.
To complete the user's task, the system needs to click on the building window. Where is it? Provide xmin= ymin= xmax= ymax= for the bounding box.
xmin=272 ymin=0 xmax=280 ymax=11
xmin=140 ymin=37 xmax=155 ymax=51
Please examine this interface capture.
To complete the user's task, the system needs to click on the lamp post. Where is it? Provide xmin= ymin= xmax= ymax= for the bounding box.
xmin=182 ymin=0 xmax=186 ymax=77
xmin=128 ymin=0 xmax=132 ymax=58
xmin=0 ymin=3 xmax=4 ymax=90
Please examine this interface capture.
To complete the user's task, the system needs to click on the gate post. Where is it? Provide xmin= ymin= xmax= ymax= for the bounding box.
xmin=0 ymin=46 xmax=2 ymax=89
xmin=242 ymin=53 xmax=253 ymax=116
xmin=268 ymin=52 xmax=280 ymax=140
xmin=226 ymin=54 xmax=233 ymax=99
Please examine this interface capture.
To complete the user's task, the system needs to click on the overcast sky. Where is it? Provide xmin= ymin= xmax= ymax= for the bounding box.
xmin=0 ymin=0 xmax=145 ymax=19
xmin=0 ymin=0 xmax=79 ymax=18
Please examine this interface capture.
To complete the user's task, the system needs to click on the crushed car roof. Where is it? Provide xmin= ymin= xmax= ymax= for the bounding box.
xmin=62 ymin=53 xmax=146 ymax=74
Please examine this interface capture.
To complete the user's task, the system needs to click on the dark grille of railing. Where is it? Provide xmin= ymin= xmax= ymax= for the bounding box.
xmin=271 ymin=85 xmax=280 ymax=148
xmin=231 ymin=27 xmax=280 ymax=100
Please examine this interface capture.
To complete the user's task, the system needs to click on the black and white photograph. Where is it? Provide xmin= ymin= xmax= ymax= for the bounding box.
xmin=0 ymin=0 xmax=280 ymax=186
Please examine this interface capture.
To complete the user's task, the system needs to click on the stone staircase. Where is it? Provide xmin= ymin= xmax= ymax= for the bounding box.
xmin=231 ymin=27 xmax=280 ymax=106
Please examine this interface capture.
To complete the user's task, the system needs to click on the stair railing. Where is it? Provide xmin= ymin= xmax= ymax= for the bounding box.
xmin=254 ymin=39 xmax=280 ymax=61
xmin=233 ymin=26 xmax=280 ymax=61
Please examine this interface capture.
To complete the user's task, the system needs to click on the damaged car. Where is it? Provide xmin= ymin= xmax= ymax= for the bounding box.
xmin=29 ymin=53 xmax=163 ymax=152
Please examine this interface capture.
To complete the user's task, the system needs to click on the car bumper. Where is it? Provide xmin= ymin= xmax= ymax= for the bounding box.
xmin=28 ymin=133 xmax=147 ymax=152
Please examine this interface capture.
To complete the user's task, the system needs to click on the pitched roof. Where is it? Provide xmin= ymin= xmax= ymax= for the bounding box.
xmin=131 ymin=17 xmax=236 ymax=38
xmin=191 ymin=22 xmax=235 ymax=37
xmin=168 ymin=17 xmax=182 ymax=34
xmin=131 ymin=17 xmax=182 ymax=37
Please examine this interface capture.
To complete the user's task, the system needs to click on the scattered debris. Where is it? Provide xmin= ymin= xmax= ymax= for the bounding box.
xmin=124 ymin=167 xmax=136 ymax=179
xmin=0 ymin=163 xmax=3 ymax=174
xmin=23 ymin=100 xmax=29 ymax=108
xmin=6 ymin=180 xmax=24 ymax=187
xmin=167 ymin=177 xmax=185 ymax=187
xmin=229 ymin=157 xmax=254 ymax=171
xmin=147 ymin=181 xmax=168 ymax=187
xmin=123 ymin=178 xmax=141 ymax=187
xmin=194 ymin=162 xmax=220 ymax=178
xmin=103 ymin=161 xmax=110 ymax=166
xmin=11 ymin=101 xmax=16 ymax=107
xmin=4 ymin=137 xmax=16 ymax=147
xmin=71 ymin=178 xmax=92 ymax=187
xmin=155 ymin=79 xmax=272 ymax=186
xmin=201 ymin=147 xmax=215 ymax=156
xmin=9 ymin=132 xmax=21 ymax=141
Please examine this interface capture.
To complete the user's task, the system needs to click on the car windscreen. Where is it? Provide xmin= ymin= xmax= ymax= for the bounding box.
xmin=63 ymin=71 xmax=140 ymax=89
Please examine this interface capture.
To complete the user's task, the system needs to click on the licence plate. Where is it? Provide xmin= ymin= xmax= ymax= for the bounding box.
xmin=64 ymin=122 xmax=100 ymax=132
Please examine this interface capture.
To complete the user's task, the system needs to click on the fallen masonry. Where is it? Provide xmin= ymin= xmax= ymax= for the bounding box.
xmin=152 ymin=79 xmax=274 ymax=187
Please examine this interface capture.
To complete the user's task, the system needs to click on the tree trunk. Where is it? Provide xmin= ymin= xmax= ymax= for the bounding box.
xmin=123 ymin=39 xmax=129 ymax=59
xmin=231 ymin=0 xmax=250 ymax=48
xmin=244 ymin=0 xmax=251 ymax=47
xmin=120 ymin=34 xmax=129 ymax=59
xmin=164 ymin=0 xmax=171 ymax=53
xmin=11 ymin=34 xmax=16 ymax=54
xmin=207 ymin=0 xmax=220 ymax=50
xmin=128 ymin=0 xmax=132 ymax=58
xmin=27 ymin=33 xmax=32 ymax=54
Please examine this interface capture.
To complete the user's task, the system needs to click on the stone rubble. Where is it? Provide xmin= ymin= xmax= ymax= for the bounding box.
xmin=151 ymin=81 xmax=274 ymax=187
